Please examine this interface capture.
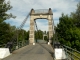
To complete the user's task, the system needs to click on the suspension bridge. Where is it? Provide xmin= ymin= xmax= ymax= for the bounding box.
xmin=0 ymin=8 xmax=80 ymax=60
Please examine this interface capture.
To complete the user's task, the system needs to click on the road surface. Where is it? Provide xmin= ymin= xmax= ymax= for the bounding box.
xmin=2 ymin=43 xmax=54 ymax=60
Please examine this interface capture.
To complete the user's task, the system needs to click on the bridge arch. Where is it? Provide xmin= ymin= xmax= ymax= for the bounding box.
xmin=29 ymin=8 xmax=54 ymax=44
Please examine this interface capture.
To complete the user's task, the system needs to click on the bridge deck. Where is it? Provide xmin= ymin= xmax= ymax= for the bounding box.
xmin=2 ymin=43 xmax=54 ymax=60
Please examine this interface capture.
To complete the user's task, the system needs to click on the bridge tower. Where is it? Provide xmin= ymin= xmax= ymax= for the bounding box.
xmin=29 ymin=8 xmax=54 ymax=44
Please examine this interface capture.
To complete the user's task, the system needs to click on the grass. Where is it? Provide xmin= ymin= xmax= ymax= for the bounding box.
xmin=73 ymin=52 xmax=80 ymax=60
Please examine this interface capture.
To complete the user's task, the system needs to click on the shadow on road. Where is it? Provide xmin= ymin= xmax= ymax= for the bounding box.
xmin=38 ymin=43 xmax=54 ymax=58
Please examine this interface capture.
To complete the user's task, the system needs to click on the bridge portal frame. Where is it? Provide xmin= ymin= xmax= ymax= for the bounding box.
xmin=29 ymin=8 xmax=54 ymax=44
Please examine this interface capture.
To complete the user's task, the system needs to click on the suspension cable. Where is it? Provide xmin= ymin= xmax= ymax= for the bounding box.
xmin=6 ymin=12 xmax=30 ymax=48
xmin=18 ymin=12 xmax=30 ymax=30
xmin=34 ymin=20 xmax=40 ymax=40
xmin=34 ymin=20 xmax=38 ymax=31
xmin=12 ymin=12 xmax=30 ymax=41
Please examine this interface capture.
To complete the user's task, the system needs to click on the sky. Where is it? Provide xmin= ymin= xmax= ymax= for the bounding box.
xmin=5 ymin=0 xmax=79 ymax=31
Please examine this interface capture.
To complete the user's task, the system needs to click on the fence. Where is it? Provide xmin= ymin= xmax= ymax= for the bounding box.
xmin=0 ymin=40 xmax=29 ymax=52
xmin=62 ymin=45 xmax=80 ymax=60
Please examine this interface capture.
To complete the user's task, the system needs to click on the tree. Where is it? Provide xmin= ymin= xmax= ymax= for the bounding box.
xmin=0 ymin=0 xmax=15 ymax=46
xmin=56 ymin=4 xmax=80 ymax=51
xmin=56 ymin=14 xmax=74 ymax=45
xmin=0 ymin=0 xmax=15 ymax=23
xmin=70 ymin=2 xmax=80 ymax=27
xmin=35 ymin=30 xmax=43 ymax=40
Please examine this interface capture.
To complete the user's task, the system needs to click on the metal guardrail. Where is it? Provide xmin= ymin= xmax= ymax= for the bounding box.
xmin=62 ymin=45 xmax=80 ymax=60
xmin=12 ymin=40 xmax=29 ymax=51
xmin=0 ymin=40 xmax=29 ymax=52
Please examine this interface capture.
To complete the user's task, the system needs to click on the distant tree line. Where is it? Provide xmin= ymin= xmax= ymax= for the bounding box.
xmin=56 ymin=2 xmax=80 ymax=51
xmin=35 ymin=30 xmax=49 ymax=41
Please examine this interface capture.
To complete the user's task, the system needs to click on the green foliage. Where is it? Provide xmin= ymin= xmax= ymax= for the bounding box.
xmin=56 ymin=2 xmax=80 ymax=51
xmin=17 ymin=29 xmax=29 ymax=41
xmin=70 ymin=2 xmax=80 ymax=27
xmin=0 ymin=0 xmax=15 ymax=23
xmin=0 ymin=0 xmax=16 ymax=46
xmin=35 ymin=30 xmax=43 ymax=40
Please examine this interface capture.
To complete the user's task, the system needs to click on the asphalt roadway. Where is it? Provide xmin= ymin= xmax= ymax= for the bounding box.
xmin=2 ymin=43 xmax=54 ymax=60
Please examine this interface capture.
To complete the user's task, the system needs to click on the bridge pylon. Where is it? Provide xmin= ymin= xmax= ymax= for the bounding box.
xmin=29 ymin=8 xmax=54 ymax=44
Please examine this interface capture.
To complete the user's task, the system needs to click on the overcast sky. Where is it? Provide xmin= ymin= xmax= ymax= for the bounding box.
xmin=5 ymin=0 xmax=79 ymax=31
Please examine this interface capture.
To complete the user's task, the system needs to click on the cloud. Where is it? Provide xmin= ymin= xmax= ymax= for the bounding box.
xmin=5 ymin=0 xmax=79 ymax=31
xmin=35 ymin=19 xmax=48 ymax=31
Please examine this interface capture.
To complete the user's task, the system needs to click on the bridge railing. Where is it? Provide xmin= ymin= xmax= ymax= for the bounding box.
xmin=62 ymin=45 xmax=80 ymax=60
xmin=0 ymin=40 xmax=29 ymax=52
xmin=12 ymin=40 xmax=29 ymax=51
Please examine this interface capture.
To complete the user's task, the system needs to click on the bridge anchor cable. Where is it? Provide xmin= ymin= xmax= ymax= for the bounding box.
xmin=5 ymin=12 xmax=30 ymax=50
